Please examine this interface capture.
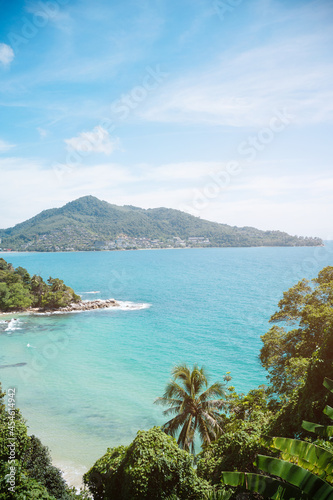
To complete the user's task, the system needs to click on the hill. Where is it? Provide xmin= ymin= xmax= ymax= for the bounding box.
xmin=0 ymin=196 xmax=323 ymax=251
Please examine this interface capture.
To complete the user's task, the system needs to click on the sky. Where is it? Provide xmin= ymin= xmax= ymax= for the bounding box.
xmin=0 ymin=0 xmax=332 ymax=239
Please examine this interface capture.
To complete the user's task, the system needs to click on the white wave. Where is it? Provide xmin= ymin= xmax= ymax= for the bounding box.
xmin=116 ymin=301 xmax=151 ymax=311
xmin=5 ymin=318 xmax=22 ymax=332
xmin=31 ymin=299 xmax=151 ymax=315
xmin=79 ymin=291 xmax=101 ymax=294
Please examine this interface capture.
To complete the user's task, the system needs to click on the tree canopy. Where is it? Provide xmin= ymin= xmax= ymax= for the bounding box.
xmin=83 ymin=427 xmax=210 ymax=500
xmin=0 ymin=258 xmax=80 ymax=311
xmin=0 ymin=383 xmax=88 ymax=499
xmin=260 ymin=266 xmax=333 ymax=398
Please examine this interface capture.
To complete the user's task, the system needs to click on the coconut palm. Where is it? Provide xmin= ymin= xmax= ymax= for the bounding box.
xmin=154 ymin=364 xmax=229 ymax=454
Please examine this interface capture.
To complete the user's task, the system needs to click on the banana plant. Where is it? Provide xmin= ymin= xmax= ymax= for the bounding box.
xmin=302 ymin=381 xmax=333 ymax=438
xmin=221 ymin=377 xmax=333 ymax=499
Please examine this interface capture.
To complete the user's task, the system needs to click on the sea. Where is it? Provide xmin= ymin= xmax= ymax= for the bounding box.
xmin=0 ymin=245 xmax=332 ymax=487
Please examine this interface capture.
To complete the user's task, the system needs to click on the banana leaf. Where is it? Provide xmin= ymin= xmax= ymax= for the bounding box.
xmin=221 ymin=471 xmax=309 ymax=499
xmin=324 ymin=405 xmax=333 ymax=419
xmin=267 ymin=437 xmax=333 ymax=475
xmin=302 ymin=421 xmax=333 ymax=438
xmin=324 ymin=378 xmax=333 ymax=393
xmin=257 ymin=455 xmax=333 ymax=499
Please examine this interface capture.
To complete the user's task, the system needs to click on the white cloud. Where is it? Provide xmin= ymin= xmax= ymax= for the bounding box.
xmin=65 ymin=126 xmax=120 ymax=155
xmin=0 ymin=43 xmax=14 ymax=66
xmin=37 ymin=127 xmax=48 ymax=139
xmin=0 ymin=139 xmax=14 ymax=153
xmin=0 ymin=157 xmax=331 ymax=239
xmin=140 ymin=32 xmax=333 ymax=127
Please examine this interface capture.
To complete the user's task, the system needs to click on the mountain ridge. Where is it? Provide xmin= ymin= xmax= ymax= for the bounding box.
xmin=0 ymin=196 xmax=323 ymax=251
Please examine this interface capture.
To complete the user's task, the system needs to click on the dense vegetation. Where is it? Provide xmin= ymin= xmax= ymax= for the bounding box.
xmin=220 ymin=378 xmax=333 ymax=499
xmin=83 ymin=427 xmax=211 ymax=500
xmin=0 ymin=195 xmax=322 ymax=251
xmin=260 ymin=266 xmax=333 ymax=399
xmin=84 ymin=266 xmax=333 ymax=499
xmin=0 ymin=384 xmax=88 ymax=499
xmin=1 ymin=266 xmax=332 ymax=498
xmin=0 ymin=258 xmax=80 ymax=311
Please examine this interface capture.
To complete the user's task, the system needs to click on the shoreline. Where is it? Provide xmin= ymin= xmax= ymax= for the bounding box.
xmin=0 ymin=242 xmax=327 ymax=255
xmin=0 ymin=298 xmax=120 ymax=317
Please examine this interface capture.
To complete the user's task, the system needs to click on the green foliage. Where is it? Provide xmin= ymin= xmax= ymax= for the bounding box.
xmin=0 ymin=383 xmax=54 ymax=499
xmin=257 ymin=454 xmax=333 ymax=498
xmin=221 ymin=378 xmax=333 ymax=499
xmin=204 ymin=489 xmax=232 ymax=500
xmin=0 ymin=258 xmax=80 ymax=311
xmin=263 ymin=436 xmax=333 ymax=482
xmin=83 ymin=427 xmax=211 ymax=500
xmin=0 ymin=383 xmax=81 ymax=499
xmin=0 ymin=195 xmax=322 ymax=251
xmin=0 ymin=258 xmax=13 ymax=271
xmin=22 ymin=435 xmax=71 ymax=499
xmin=0 ymin=282 xmax=33 ymax=310
xmin=260 ymin=267 xmax=333 ymax=398
xmin=268 ymin=322 xmax=333 ymax=437
xmin=197 ymin=425 xmax=269 ymax=484
xmin=221 ymin=471 xmax=308 ymax=500
xmin=222 ymin=384 xmax=274 ymax=426
xmin=155 ymin=364 xmax=228 ymax=454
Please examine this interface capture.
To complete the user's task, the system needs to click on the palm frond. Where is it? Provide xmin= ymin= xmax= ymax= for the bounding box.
xmin=162 ymin=405 xmax=182 ymax=416
xmin=177 ymin=414 xmax=194 ymax=452
xmin=200 ymin=410 xmax=224 ymax=437
xmin=201 ymin=399 xmax=226 ymax=411
xmin=191 ymin=364 xmax=208 ymax=394
xmin=156 ymin=364 xmax=227 ymax=454
xmin=196 ymin=413 xmax=212 ymax=445
xmin=172 ymin=364 xmax=193 ymax=393
xmin=198 ymin=382 xmax=227 ymax=402
xmin=163 ymin=381 xmax=188 ymax=400
xmin=162 ymin=411 xmax=188 ymax=438
xmin=154 ymin=397 xmax=182 ymax=407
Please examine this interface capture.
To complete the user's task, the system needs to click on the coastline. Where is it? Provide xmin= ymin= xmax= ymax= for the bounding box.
xmin=0 ymin=298 xmax=120 ymax=317
xmin=0 ymin=241 xmax=327 ymax=255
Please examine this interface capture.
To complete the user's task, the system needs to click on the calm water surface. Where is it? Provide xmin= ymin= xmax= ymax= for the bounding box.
xmin=0 ymin=245 xmax=332 ymax=481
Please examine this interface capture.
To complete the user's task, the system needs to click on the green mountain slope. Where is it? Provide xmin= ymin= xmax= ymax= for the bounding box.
xmin=0 ymin=196 xmax=323 ymax=251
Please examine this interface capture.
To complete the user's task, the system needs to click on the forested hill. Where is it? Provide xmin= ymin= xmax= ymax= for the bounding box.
xmin=0 ymin=196 xmax=323 ymax=251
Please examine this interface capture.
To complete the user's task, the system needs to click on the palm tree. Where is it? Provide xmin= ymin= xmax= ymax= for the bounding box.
xmin=154 ymin=364 xmax=229 ymax=454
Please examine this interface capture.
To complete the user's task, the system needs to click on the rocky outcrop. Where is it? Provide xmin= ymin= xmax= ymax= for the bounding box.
xmin=0 ymin=299 xmax=121 ymax=316
xmin=43 ymin=298 xmax=120 ymax=313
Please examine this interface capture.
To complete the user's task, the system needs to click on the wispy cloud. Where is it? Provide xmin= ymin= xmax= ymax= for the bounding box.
xmin=0 ymin=43 xmax=14 ymax=67
xmin=140 ymin=0 xmax=333 ymax=129
xmin=37 ymin=127 xmax=48 ymax=139
xmin=0 ymin=156 xmax=331 ymax=238
xmin=140 ymin=36 xmax=333 ymax=127
xmin=0 ymin=139 xmax=15 ymax=152
xmin=65 ymin=126 xmax=120 ymax=155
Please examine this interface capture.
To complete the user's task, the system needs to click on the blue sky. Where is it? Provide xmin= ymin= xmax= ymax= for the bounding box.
xmin=0 ymin=0 xmax=332 ymax=238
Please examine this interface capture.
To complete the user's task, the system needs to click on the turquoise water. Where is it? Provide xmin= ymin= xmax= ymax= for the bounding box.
xmin=0 ymin=245 xmax=332 ymax=480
